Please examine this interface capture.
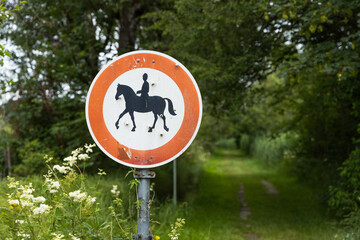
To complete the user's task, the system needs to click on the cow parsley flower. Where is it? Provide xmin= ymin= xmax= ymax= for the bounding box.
xmin=71 ymin=147 xmax=83 ymax=157
xmin=69 ymin=190 xmax=87 ymax=202
xmin=17 ymin=232 xmax=31 ymax=239
xmin=86 ymin=196 xmax=96 ymax=205
xmin=33 ymin=204 xmax=51 ymax=215
xmin=111 ymin=185 xmax=120 ymax=197
xmin=7 ymin=176 xmax=19 ymax=189
xmin=45 ymin=179 xmax=60 ymax=193
xmin=78 ymin=153 xmax=89 ymax=160
xmin=19 ymin=193 xmax=34 ymax=208
xmin=69 ymin=233 xmax=80 ymax=240
xmin=9 ymin=199 xmax=20 ymax=206
xmin=64 ymin=155 xmax=77 ymax=166
xmin=53 ymin=165 xmax=71 ymax=174
xmin=84 ymin=143 xmax=96 ymax=153
xmin=52 ymin=233 xmax=65 ymax=240
xmin=19 ymin=183 xmax=35 ymax=194
xmin=33 ymin=196 xmax=46 ymax=203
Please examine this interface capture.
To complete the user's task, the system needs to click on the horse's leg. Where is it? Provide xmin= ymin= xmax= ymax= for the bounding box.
xmin=129 ymin=111 xmax=136 ymax=132
xmin=160 ymin=114 xmax=169 ymax=132
xmin=148 ymin=112 xmax=158 ymax=132
xmin=115 ymin=109 xmax=129 ymax=129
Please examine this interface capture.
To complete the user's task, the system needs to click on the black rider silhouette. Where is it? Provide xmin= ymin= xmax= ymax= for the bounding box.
xmin=136 ymin=73 xmax=149 ymax=108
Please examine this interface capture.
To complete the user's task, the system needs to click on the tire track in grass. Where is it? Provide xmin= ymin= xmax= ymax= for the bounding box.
xmin=239 ymin=182 xmax=251 ymax=220
xmin=261 ymin=180 xmax=278 ymax=195
xmin=240 ymin=179 xmax=278 ymax=239
xmin=239 ymin=182 xmax=261 ymax=240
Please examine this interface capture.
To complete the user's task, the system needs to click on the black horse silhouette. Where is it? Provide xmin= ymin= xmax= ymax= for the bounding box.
xmin=115 ymin=84 xmax=177 ymax=132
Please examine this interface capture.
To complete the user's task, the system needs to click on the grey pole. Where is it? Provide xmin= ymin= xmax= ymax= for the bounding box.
xmin=133 ymin=169 xmax=155 ymax=240
xmin=173 ymin=159 xmax=177 ymax=206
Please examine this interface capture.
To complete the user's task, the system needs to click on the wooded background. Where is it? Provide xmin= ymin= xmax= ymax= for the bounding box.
xmin=1 ymin=0 xmax=360 ymax=230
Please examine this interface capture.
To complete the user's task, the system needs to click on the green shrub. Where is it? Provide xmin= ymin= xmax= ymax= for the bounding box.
xmin=239 ymin=134 xmax=251 ymax=154
xmin=215 ymin=138 xmax=237 ymax=149
xmin=329 ymin=148 xmax=360 ymax=230
xmin=249 ymin=133 xmax=296 ymax=167
xmin=14 ymin=139 xmax=55 ymax=176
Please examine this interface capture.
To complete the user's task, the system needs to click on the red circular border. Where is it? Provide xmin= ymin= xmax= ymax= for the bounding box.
xmin=86 ymin=51 xmax=202 ymax=168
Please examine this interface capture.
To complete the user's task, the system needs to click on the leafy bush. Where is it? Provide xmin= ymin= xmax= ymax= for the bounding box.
xmin=239 ymin=134 xmax=251 ymax=154
xmin=240 ymin=133 xmax=296 ymax=168
xmin=13 ymin=139 xmax=54 ymax=176
xmin=215 ymin=138 xmax=237 ymax=149
xmin=329 ymin=148 xmax=360 ymax=231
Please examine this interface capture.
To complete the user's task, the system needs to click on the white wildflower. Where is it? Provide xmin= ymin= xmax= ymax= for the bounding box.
xmin=69 ymin=190 xmax=87 ymax=202
xmin=69 ymin=233 xmax=80 ymax=240
xmin=43 ymin=170 xmax=53 ymax=179
xmin=20 ymin=194 xmax=34 ymax=200
xmin=71 ymin=147 xmax=83 ymax=157
xmin=19 ymin=183 xmax=35 ymax=194
xmin=86 ymin=196 xmax=96 ymax=205
xmin=78 ymin=153 xmax=89 ymax=160
xmin=45 ymin=179 xmax=60 ymax=193
xmin=7 ymin=177 xmax=19 ymax=189
xmin=9 ymin=199 xmax=20 ymax=206
xmin=64 ymin=155 xmax=77 ymax=166
xmin=53 ymin=165 xmax=71 ymax=174
xmin=17 ymin=233 xmax=31 ymax=239
xmin=85 ymin=143 xmax=96 ymax=153
xmin=33 ymin=196 xmax=46 ymax=203
xmin=19 ymin=193 xmax=34 ymax=208
xmin=33 ymin=204 xmax=51 ymax=215
xmin=8 ymin=181 xmax=19 ymax=189
xmin=15 ymin=220 xmax=25 ymax=224
xmin=20 ymin=200 xmax=34 ymax=208
xmin=111 ymin=185 xmax=120 ymax=197
xmin=52 ymin=233 xmax=65 ymax=240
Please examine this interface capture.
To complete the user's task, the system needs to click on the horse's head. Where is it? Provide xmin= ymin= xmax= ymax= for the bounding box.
xmin=115 ymin=84 xmax=123 ymax=100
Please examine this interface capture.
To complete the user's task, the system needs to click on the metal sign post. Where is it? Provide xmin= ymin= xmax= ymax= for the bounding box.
xmin=173 ymin=159 xmax=177 ymax=206
xmin=133 ymin=169 xmax=155 ymax=240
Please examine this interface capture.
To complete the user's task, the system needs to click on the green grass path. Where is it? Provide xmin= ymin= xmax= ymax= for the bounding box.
xmin=171 ymin=148 xmax=340 ymax=240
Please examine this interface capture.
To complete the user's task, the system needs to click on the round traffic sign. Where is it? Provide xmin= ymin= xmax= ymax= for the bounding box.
xmin=86 ymin=50 xmax=202 ymax=168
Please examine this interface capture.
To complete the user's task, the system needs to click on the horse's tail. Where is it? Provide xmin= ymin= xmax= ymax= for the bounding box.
xmin=164 ymin=98 xmax=177 ymax=116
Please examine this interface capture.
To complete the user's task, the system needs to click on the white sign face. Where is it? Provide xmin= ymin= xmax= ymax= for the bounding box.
xmin=86 ymin=50 xmax=202 ymax=168
xmin=103 ymin=68 xmax=185 ymax=150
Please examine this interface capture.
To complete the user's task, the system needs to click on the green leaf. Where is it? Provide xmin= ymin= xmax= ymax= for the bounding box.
xmin=320 ymin=15 xmax=327 ymax=23
xmin=309 ymin=24 xmax=317 ymax=33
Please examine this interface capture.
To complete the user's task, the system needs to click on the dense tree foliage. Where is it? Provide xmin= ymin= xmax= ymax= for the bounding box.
xmin=143 ymin=0 xmax=288 ymax=114
xmin=262 ymin=0 xmax=360 ymax=163
xmin=251 ymin=0 xmax=360 ymax=226
xmin=0 ymin=0 xmax=174 ymax=174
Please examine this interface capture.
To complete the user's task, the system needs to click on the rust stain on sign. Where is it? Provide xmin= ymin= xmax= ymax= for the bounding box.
xmin=118 ymin=147 xmax=131 ymax=160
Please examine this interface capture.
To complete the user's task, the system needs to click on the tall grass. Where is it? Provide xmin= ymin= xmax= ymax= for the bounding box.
xmin=239 ymin=133 xmax=297 ymax=168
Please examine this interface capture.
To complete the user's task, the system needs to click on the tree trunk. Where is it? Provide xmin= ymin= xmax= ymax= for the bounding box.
xmin=4 ymin=143 xmax=11 ymax=177
xmin=118 ymin=1 xmax=143 ymax=53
